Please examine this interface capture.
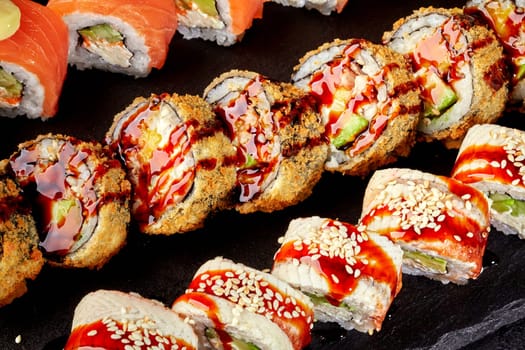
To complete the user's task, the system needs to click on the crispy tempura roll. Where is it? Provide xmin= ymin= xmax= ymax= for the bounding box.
xmin=291 ymin=38 xmax=421 ymax=176
xmin=359 ymin=168 xmax=490 ymax=285
xmin=452 ymin=123 xmax=525 ymax=240
xmin=272 ymin=216 xmax=402 ymax=334
xmin=106 ymin=93 xmax=237 ymax=235
xmin=204 ymin=70 xmax=328 ymax=214
xmin=383 ymin=7 xmax=509 ymax=148
xmin=47 ymin=0 xmax=178 ymax=77
xmin=9 ymin=134 xmax=131 ymax=269
xmin=0 ymin=160 xmax=44 ymax=307
xmin=465 ymin=0 xmax=525 ymax=112
xmin=64 ymin=289 xmax=199 ymax=350
xmin=172 ymin=257 xmax=314 ymax=350
xmin=270 ymin=0 xmax=349 ymax=15
xmin=174 ymin=0 xmax=264 ymax=46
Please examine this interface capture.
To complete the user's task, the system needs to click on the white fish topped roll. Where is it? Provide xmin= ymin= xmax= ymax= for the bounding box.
xmin=359 ymin=168 xmax=490 ymax=285
xmin=383 ymin=7 xmax=509 ymax=148
xmin=172 ymin=256 xmax=314 ymax=350
xmin=291 ymin=38 xmax=421 ymax=177
xmin=63 ymin=290 xmax=199 ymax=350
xmin=204 ymin=70 xmax=328 ymax=214
xmin=272 ymin=216 xmax=403 ymax=334
xmin=452 ymin=123 xmax=525 ymax=240
xmin=106 ymin=93 xmax=237 ymax=235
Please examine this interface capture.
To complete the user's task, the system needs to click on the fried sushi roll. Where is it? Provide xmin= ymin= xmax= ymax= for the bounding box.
xmin=383 ymin=7 xmax=509 ymax=148
xmin=452 ymin=123 xmax=525 ymax=240
xmin=47 ymin=0 xmax=178 ymax=78
xmin=291 ymin=38 xmax=421 ymax=177
xmin=270 ymin=0 xmax=348 ymax=15
xmin=272 ymin=216 xmax=402 ymax=334
xmin=9 ymin=134 xmax=131 ymax=269
xmin=174 ymin=0 xmax=264 ymax=46
xmin=106 ymin=93 xmax=237 ymax=235
xmin=172 ymin=256 xmax=314 ymax=350
xmin=0 ymin=0 xmax=68 ymax=119
xmin=64 ymin=289 xmax=199 ymax=350
xmin=0 ymin=160 xmax=44 ymax=307
xmin=465 ymin=0 xmax=525 ymax=112
xmin=359 ymin=168 xmax=491 ymax=285
xmin=204 ymin=70 xmax=328 ymax=214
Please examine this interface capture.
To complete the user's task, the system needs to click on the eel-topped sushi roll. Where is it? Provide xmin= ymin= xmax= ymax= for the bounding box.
xmin=270 ymin=0 xmax=349 ymax=15
xmin=0 ymin=0 xmax=68 ymax=119
xmin=383 ymin=7 xmax=509 ymax=148
xmin=359 ymin=168 xmax=490 ymax=285
xmin=452 ymin=123 xmax=525 ymax=240
xmin=0 ymin=160 xmax=44 ymax=307
xmin=291 ymin=38 xmax=421 ymax=176
xmin=172 ymin=257 xmax=314 ymax=350
xmin=204 ymin=70 xmax=328 ymax=214
xmin=174 ymin=0 xmax=265 ymax=46
xmin=47 ymin=0 xmax=178 ymax=77
xmin=106 ymin=93 xmax=237 ymax=234
xmin=9 ymin=134 xmax=131 ymax=269
xmin=465 ymin=0 xmax=525 ymax=112
xmin=64 ymin=290 xmax=199 ymax=350
xmin=272 ymin=216 xmax=403 ymax=334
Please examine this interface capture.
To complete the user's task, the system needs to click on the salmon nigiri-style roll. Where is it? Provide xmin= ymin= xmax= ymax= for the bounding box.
xmin=47 ymin=0 xmax=178 ymax=77
xmin=174 ymin=0 xmax=264 ymax=46
xmin=0 ymin=0 xmax=68 ymax=119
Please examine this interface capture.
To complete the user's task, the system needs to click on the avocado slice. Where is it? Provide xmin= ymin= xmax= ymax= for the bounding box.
xmin=205 ymin=328 xmax=261 ymax=350
xmin=417 ymin=68 xmax=457 ymax=117
xmin=0 ymin=67 xmax=22 ymax=101
xmin=516 ymin=63 xmax=525 ymax=81
xmin=403 ymin=249 xmax=447 ymax=274
xmin=331 ymin=113 xmax=369 ymax=149
xmin=240 ymin=153 xmax=258 ymax=169
xmin=78 ymin=23 xmax=123 ymax=43
xmin=177 ymin=0 xmax=219 ymax=18
xmin=304 ymin=292 xmax=354 ymax=311
xmin=489 ymin=193 xmax=525 ymax=217
xmin=51 ymin=198 xmax=78 ymax=224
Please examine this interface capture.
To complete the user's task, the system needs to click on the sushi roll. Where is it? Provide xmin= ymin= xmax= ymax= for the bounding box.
xmin=106 ymin=93 xmax=237 ymax=235
xmin=0 ymin=0 xmax=68 ymax=119
xmin=9 ymin=134 xmax=131 ymax=269
xmin=204 ymin=70 xmax=328 ymax=214
xmin=47 ymin=0 xmax=178 ymax=78
xmin=0 ymin=160 xmax=44 ymax=307
xmin=452 ymin=123 xmax=525 ymax=240
xmin=172 ymin=257 xmax=314 ymax=350
xmin=291 ymin=38 xmax=422 ymax=177
xmin=272 ymin=216 xmax=403 ymax=334
xmin=270 ymin=0 xmax=349 ymax=15
xmin=64 ymin=289 xmax=199 ymax=350
xmin=383 ymin=7 xmax=509 ymax=148
xmin=174 ymin=0 xmax=265 ymax=46
xmin=464 ymin=0 xmax=525 ymax=112
xmin=359 ymin=168 xmax=491 ymax=285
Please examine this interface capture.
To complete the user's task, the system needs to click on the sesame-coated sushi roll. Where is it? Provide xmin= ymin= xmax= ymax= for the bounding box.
xmin=0 ymin=0 xmax=68 ymax=119
xmin=383 ymin=7 xmax=509 ymax=148
xmin=64 ymin=289 xmax=199 ymax=350
xmin=272 ymin=216 xmax=402 ymax=334
xmin=204 ymin=70 xmax=328 ymax=214
xmin=270 ymin=0 xmax=348 ymax=15
xmin=0 ymin=160 xmax=44 ymax=307
xmin=106 ymin=93 xmax=237 ymax=235
xmin=174 ymin=0 xmax=264 ymax=46
xmin=452 ymin=124 xmax=525 ymax=240
xmin=465 ymin=0 xmax=525 ymax=112
xmin=9 ymin=134 xmax=131 ymax=269
xmin=291 ymin=38 xmax=421 ymax=177
xmin=359 ymin=168 xmax=491 ymax=285
xmin=172 ymin=257 xmax=314 ymax=350
xmin=47 ymin=0 xmax=178 ymax=77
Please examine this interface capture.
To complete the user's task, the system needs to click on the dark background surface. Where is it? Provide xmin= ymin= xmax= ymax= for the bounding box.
xmin=1 ymin=1 xmax=524 ymax=349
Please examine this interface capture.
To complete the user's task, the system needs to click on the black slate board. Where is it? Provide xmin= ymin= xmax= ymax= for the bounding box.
xmin=1 ymin=1 xmax=524 ymax=349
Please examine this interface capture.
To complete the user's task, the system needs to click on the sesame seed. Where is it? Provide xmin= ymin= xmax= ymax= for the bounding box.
xmin=87 ymin=330 xmax=97 ymax=337
xmin=15 ymin=335 xmax=21 ymax=344
xmin=466 ymin=232 xmax=474 ymax=238
xmin=453 ymin=235 xmax=462 ymax=242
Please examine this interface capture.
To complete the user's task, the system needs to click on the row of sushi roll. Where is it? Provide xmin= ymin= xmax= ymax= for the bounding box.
xmin=1 ymin=2 xmax=525 ymax=305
